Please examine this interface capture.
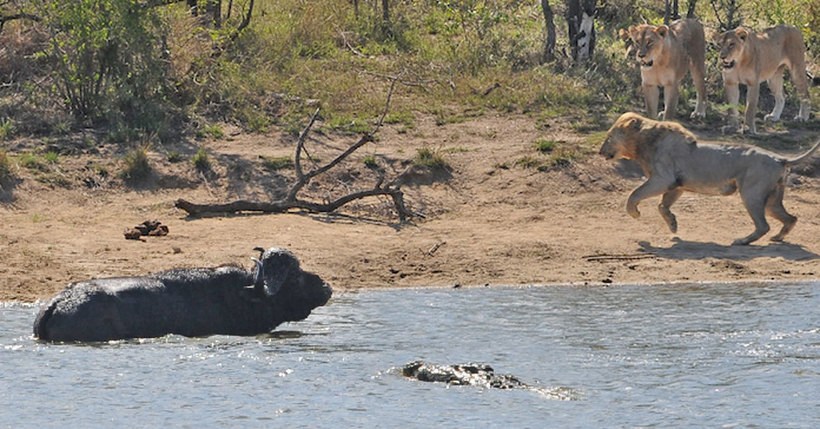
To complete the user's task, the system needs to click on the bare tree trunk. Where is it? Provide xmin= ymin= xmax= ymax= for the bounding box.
xmin=710 ymin=0 xmax=742 ymax=32
xmin=212 ymin=0 xmax=222 ymax=28
xmin=686 ymin=0 xmax=698 ymax=18
xmin=541 ymin=0 xmax=556 ymax=62
xmin=566 ymin=0 xmax=597 ymax=63
xmin=382 ymin=0 xmax=389 ymax=23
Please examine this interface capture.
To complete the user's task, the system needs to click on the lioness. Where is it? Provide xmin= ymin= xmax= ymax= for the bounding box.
xmin=714 ymin=25 xmax=811 ymax=135
xmin=599 ymin=112 xmax=820 ymax=245
xmin=626 ymin=18 xmax=707 ymax=120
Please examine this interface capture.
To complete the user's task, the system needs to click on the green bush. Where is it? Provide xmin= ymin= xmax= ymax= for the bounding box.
xmin=192 ymin=147 xmax=212 ymax=171
xmin=261 ymin=156 xmax=294 ymax=171
xmin=0 ymin=149 xmax=11 ymax=178
xmin=534 ymin=139 xmax=557 ymax=153
xmin=120 ymin=146 xmax=151 ymax=181
xmin=414 ymin=147 xmax=449 ymax=169
xmin=35 ymin=0 xmax=171 ymax=128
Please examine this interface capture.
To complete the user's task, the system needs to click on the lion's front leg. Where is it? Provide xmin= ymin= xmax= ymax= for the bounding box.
xmin=744 ymin=82 xmax=760 ymax=135
xmin=642 ymin=84 xmax=659 ymax=119
xmin=722 ymin=81 xmax=742 ymax=134
xmin=661 ymin=84 xmax=679 ymax=121
xmin=627 ymin=178 xmax=674 ymax=220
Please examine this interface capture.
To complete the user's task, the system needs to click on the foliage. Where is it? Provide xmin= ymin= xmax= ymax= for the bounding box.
xmin=120 ymin=145 xmax=151 ymax=181
xmin=166 ymin=150 xmax=182 ymax=163
xmin=0 ymin=0 xmax=815 ymax=146
xmin=192 ymin=147 xmax=211 ymax=171
xmin=363 ymin=155 xmax=378 ymax=168
xmin=414 ymin=147 xmax=449 ymax=169
xmin=534 ymin=139 xmax=558 ymax=153
xmin=32 ymin=0 xmax=171 ymax=130
xmin=261 ymin=156 xmax=294 ymax=171
xmin=0 ymin=119 xmax=15 ymax=141
xmin=0 ymin=149 xmax=11 ymax=178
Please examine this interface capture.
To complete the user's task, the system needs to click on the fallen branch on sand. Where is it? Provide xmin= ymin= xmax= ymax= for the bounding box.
xmin=175 ymin=72 xmax=421 ymax=222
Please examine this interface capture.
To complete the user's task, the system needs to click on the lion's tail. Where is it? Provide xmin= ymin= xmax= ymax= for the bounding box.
xmin=784 ymin=139 xmax=820 ymax=166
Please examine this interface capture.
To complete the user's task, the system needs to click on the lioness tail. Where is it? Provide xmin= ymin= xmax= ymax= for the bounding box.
xmin=785 ymin=139 xmax=820 ymax=166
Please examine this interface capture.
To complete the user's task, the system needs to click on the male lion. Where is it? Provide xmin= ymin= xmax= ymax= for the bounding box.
xmin=626 ymin=18 xmax=707 ymax=120
xmin=714 ymin=25 xmax=811 ymax=135
xmin=599 ymin=112 xmax=820 ymax=245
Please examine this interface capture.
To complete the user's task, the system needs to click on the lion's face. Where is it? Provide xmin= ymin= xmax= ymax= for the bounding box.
xmin=628 ymin=24 xmax=668 ymax=68
xmin=714 ymin=29 xmax=748 ymax=70
xmin=600 ymin=114 xmax=644 ymax=160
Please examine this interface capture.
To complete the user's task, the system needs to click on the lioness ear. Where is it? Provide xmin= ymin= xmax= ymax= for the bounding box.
xmin=626 ymin=117 xmax=642 ymax=130
xmin=735 ymin=28 xmax=749 ymax=42
xmin=619 ymin=28 xmax=629 ymax=42
xmin=628 ymin=25 xmax=639 ymax=39
xmin=711 ymin=30 xmax=722 ymax=43
xmin=654 ymin=25 xmax=668 ymax=38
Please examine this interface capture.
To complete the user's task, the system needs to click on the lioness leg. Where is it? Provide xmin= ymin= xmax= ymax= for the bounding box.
xmin=764 ymin=66 xmax=786 ymax=122
xmin=766 ymin=183 xmax=797 ymax=242
xmin=745 ymin=82 xmax=760 ymax=135
xmin=658 ymin=189 xmax=683 ymax=233
xmin=723 ymin=82 xmax=742 ymax=134
xmin=734 ymin=186 xmax=771 ymax=245
xmin=643 ymin=84 xmax=660 ymax=119
xmin=627 ymin=178 xmax=673 ymax=219
xmin=791 ymin=56 xmax=811 ymax=121
xmin=689 ymin=61 xmax=708 ymax=119
xmin=661 ymin=84 xmax=680 ymax=121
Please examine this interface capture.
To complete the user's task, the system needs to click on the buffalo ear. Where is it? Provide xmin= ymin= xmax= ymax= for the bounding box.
xmin=735 ymin=28 xmax=749 ymax=42
xmin=654 ymin=25 xmax=668 ymax=38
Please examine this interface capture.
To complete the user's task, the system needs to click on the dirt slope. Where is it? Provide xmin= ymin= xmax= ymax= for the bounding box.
xmin=2 ymin=113 xmax=819 ymax=302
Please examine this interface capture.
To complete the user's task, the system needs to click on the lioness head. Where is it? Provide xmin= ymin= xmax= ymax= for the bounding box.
xmin=713 ymin=28 xmax=750 ymax=70
xmin=627 ymin=24 xmax=669 ymax=68
xmin=599 ymin=113 xmax=645 ymax=160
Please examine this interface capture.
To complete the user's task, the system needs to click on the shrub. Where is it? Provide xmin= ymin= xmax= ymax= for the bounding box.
xmin=120 ymin=146 xmax=151 ymax=181
xmin=35 ymin=0 xmax=171 ymax=126
xmin=0 ymin=149 xmax=11 ymax=178
xmin=261 ymin=156 xmax=294 ymax=171
xmin=192 ymin=147 xmax=211 ymax=171
xmin=414 ymin=147 xmax=449 ymax=169
xmin=534 ymin=139 xmax=557 ymax=153
xmin=44 ymin=151 xmax=59 ymax=164
xmin=0 ymin=119 xmax=14 ymax=141
xmin=363 ymin=155 xmax=378 ymax=168
xmin=166 ymin=151 xmax=183 ymax=163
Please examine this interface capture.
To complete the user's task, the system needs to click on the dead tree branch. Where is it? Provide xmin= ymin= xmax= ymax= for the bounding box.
xmin=175 ymin=73 xmax=416 ymax=222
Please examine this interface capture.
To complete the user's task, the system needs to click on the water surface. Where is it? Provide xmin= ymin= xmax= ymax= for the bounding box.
xmin=2 ymin=282 xmax=818 ymax=428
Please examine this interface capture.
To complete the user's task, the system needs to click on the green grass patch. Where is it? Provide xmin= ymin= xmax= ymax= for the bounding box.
xmin=363 ymin=155 xmax=378 ymax=168
xmin=166 ymin=150 xmax=183 ymax=163
xmin=414 ymin=147 xmax=449 ymax=169
xmin=261 ymin=155 xmax=294 ymax=170
xmin=197 ymin=124 xmax=225 ymax=140
xmin=192 ymin=147 xmax=212 ymax=172
xmin=0 ymin=119 xmax=14 ymax=141
xmin=44 ymin=151 xmax=59 ymax=164
xmin=120 ymin=146 xmax=152 ymax=181
xmin=534 ymin=139 xmax=558 ymax=153
xmin=0 ymin=149 xmax=11 ymax=178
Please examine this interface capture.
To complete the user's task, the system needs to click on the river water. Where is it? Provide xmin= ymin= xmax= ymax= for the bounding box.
xmin=1 ymin=282 xmax=818 ymax=428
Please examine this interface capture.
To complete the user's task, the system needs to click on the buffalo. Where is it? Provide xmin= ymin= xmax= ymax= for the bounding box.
xmin=33 ymin=247 xmax=332 ymax=342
